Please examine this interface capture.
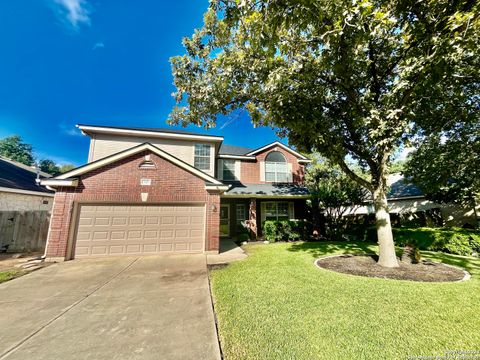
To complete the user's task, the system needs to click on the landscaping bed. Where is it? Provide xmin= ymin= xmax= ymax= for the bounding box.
xmin=316 ymin=254 xmax=468 ymax=282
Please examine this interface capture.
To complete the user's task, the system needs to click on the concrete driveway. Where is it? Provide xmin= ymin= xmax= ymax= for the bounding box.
xmin=0 ymin=255 xmax=221 ymax=360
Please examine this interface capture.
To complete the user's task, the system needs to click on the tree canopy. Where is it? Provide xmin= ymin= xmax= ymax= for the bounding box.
xmin=170 ymin=0 xmax=480 ymax=266
xmin=39 ymin=159 xmax=61 ymax=176
xmin=0 ymin=135 xmax=35 ymax=166
xmin=404 ymin=123 xmax=479 ymax=225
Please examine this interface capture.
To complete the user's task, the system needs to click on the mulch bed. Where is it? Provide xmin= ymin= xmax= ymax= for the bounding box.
xmin=316 ymin=255 xmax=468 ymax=282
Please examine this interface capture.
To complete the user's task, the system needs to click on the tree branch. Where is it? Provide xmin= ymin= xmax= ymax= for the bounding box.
xmin=336 ymin=157 xmax=373 ymax=191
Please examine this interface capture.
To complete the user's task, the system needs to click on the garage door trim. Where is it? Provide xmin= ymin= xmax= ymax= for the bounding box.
xmin=67 ymin=202 xmax=207 ymax=260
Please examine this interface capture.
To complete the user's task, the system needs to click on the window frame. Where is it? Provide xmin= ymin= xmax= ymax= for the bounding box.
xmin=236 ymin=203 xmax=247 ymax=225
xmin=222 ymin=159 xmax=236 ymax=181
xmin=262 ymin=201 xmax=294 ymax=222
xmin=194 ymin=144 xmax=211 ymax=171
xmin=265 ymin=151 xmax=288 ymax=183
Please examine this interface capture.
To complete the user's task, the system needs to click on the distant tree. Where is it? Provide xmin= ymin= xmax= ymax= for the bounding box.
xmin=389 ymin=159 xmax=406 ymax=174
xmin=305 ymin=156 xmax=367 ymax=240
xmin=0 ymin=135 xmax=34 ymax=166
xmin=404 ymin=124 xmax=480 ymax=227
xmin=39 ymin=159 xmax=61 ymax=176
xmin=59 ymin=164 xmax=76 ymax=173
xmin=170 ymin=0 xmax=479 ymax=267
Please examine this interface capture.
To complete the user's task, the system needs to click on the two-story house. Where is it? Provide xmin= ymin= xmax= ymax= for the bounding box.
xmin=42 ymin=124 xmax=310 ymax=261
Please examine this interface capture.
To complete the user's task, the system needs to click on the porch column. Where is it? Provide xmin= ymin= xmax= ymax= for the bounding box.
xmin=248 ymin=198 xmax=258 ymax=239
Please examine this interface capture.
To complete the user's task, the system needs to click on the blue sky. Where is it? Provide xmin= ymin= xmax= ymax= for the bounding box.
xmin=0 ymin=0 xmax=285 ymax=166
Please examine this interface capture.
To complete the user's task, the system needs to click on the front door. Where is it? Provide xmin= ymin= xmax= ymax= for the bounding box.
xmin=220 ymin=204 xmax=230 ymax=237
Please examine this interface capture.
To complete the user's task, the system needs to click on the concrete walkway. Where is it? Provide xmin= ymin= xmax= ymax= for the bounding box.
xmin=207 ymin=239 xmax=248 ymax=265
xmin=0 ymin=255 xmax=221 ymax=360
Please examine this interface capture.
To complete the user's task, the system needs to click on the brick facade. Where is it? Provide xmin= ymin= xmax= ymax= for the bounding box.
xmin=240 ymin=146 xmax=305 ymax=184
xmin=45 ymin=150 xmax=221 ymax=260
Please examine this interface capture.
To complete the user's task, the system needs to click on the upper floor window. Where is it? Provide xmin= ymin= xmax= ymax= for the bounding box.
xmin=221 ymin=160 xmax=236 ymax=180
xmin=194 ymin=144 xmax=211 ymax=170
xmin=265 ymin=151 xmax=288 ymax=182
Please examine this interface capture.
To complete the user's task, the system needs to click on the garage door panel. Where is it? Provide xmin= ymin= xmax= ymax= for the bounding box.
xmin=74 ymin=204 xmax=205 ymax=258
xmin=112 ymin=217 xmax=128 ymax=226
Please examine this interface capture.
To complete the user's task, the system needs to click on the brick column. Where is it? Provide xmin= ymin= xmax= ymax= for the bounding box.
xmin=248 ymin=198 xmax=258 ymax=239
xmin=205 ymin=193 xmax=220 ymax=254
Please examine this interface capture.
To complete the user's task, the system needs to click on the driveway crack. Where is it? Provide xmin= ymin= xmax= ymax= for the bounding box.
xmin=0 ymin=258 xmax=139 ymax=359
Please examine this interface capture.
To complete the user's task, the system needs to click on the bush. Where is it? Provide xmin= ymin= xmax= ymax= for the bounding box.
xmin=237 ymin=233 xmax=250 ymax=243
xmin=393 ymin=227 xmax=480 ymax=256
xmin=263 ymin=220 xmax=304 ymax=242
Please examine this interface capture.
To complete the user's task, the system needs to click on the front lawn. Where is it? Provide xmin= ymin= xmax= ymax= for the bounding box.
xmin=210 ymin=242 xmax=480 ymax=360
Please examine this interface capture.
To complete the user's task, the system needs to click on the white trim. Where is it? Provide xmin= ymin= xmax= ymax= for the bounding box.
xmin=218 ymin=154 xmax=256 ymax=160
xmin=0 ymin=186 xmax=54 ymax=197
xmin=77 ymin=125 xmax=224 ymax=142
xmin=41 ymin=179 xmax=79 ymax=187
xmin=246 ymin=141 xmax=309 ymax=160
xmin=53 ymin=143 xmax=223 ymax=185
xmin=205 ymin=185 xmax=230 ymax=192
xmin=0 ymin=156 xmax=52 ymax=178
xmin=298 ymin=159 xmax=312 ymax=164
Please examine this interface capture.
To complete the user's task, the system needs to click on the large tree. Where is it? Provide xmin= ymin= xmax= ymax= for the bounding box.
xmin=404 ymin=123 xmax=480 ymax=227
xmin=170 ymin=0 xmax=479 ymax=267
xmin=0 ymin=135 xmax=35 ymax=166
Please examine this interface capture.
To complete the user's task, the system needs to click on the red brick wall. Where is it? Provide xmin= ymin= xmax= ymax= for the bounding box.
xmin=45 ymin=151 xmax=220 ymax=259
xmin=240 ymin=146 xmax=305 ymax=184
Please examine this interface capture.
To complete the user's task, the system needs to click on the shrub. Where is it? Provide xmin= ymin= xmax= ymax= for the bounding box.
xmin=237 ymin=233 xmax=250 ymax=243
xmin=393 ymin=227 xmax=480 ymax=256
xmin=263 ymin=220 xmax=303 ymax=242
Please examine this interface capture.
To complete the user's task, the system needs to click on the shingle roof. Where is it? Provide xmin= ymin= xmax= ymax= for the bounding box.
xmin=387 ymin=176 xmax=424 ymax=199
xmin=77 ymin=124 xmax=223 ymax=138
xmin=224 ymin=183 xmax=309 ymax=197
xmin=0 ymin=157 xmax=54 ymax=194
xmin=218 ymin=144 xmax=254 ymax=156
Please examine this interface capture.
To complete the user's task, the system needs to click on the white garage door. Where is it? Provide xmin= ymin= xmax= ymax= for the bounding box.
xmin=73 ymin=204 xmax=205 ymax=258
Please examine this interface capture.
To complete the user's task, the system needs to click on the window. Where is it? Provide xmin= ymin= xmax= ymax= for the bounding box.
xmin=222 ymin=160 xmax=236 ymax=180
xmin=194 ymin=144 xmax=211 ymax=170
xmin=236 ymin=204 xmax=247 ymax=225
xmin=263 ymin=202 xmax=293 ymax=221
xmin=265 ymin=151 xmax=288 ymax=182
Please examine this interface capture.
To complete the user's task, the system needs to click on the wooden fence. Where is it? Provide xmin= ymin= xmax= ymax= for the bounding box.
xmin=0 ymin=211 xmax=50 ymax=252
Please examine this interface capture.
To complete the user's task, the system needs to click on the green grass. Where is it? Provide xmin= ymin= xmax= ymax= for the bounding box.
xmin=210 ymin=241 xmax=480 ymax=360
xmin=0 ymin=269 xmax=25 ymax=284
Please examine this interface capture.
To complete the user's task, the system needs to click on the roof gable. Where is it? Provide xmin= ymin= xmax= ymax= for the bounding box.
xmin=246 ymin=141 xmax=310 ymax=161
xmin=49 ymin=143 xmax=223 ymax=186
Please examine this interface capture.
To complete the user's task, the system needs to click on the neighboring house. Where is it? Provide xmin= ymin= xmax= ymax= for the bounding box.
xmin=42 ymin=124 xmax=310 ymax=260
xmin=346 ymin=174 xmax=479 ymax=228
xmin=0 ymin=156 xmax=53 ymax=211
xmin=0 ymin=156 xmax=54 ymax=252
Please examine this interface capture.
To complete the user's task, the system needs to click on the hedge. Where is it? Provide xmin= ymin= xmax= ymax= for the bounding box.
xmin=393 ymin=227 xmax=480 ymax=256
xmin=263 ymin=220 xmax=311 ymax=242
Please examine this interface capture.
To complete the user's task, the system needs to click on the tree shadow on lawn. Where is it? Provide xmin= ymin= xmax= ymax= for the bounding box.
xmin=287 ymin=241 xmax=377 ymax=259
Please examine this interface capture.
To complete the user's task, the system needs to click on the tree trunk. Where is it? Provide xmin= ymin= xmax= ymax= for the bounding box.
xmin=372 ymin=187 xmax=399 ymax=268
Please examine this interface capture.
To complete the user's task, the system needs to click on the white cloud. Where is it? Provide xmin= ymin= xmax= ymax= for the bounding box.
xmin=59 ymin=123 xmax=83 ymax=137
xmin=51 ymin=0 xmax=91 ymax=30
xmin=92 ymin=42 xmax=105 ymax=50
